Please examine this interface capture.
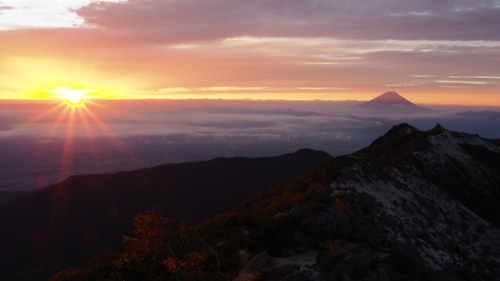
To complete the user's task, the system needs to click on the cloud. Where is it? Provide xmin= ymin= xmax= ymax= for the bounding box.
xmin=189 ymin=120 xmax=276 ymax=130
xmin=1 ymin=25 xmax=498 ymax=102
xmin=74 ymin=0 xmax=500 ymax=42
xmin=436 ymin=80 xmax=487 ymax=85
xmin=0 ymin=5 xmax=12 ymax=13
xmin=0 ymin=1 xmax=499 ymax=103
xmin=183 ymin=107 xmax=324 ymax=117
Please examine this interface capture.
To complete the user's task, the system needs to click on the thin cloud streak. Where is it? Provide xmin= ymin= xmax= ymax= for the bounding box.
xmin=75 ymin=0 xmax=500 ymax=42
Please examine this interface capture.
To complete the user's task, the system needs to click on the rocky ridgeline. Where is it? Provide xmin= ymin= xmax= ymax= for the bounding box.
xmin=233 ymin=124 xmax=500 ymax=281
xmin=234 ymin=189 xmax=458 ymax=281
xmin=46 ymin=124 xmax=500 ymax=281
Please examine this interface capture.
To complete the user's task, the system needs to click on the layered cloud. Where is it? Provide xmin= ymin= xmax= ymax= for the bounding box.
xmin=0 ymin=5 xmax=12 ymax=12
xmin=0 ymin=0 xmax=499 ymax=104
xmin=75 ymin=0 xmax=500 ymax=42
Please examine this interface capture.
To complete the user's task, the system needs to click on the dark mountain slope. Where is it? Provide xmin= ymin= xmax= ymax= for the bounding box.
xmin=48 ymin=124 xmax=500 ymax=281
xmin=355 ymin=123 xmax=500 ymax=227
xmin=0 ymin=190 xmax=29 ymax=206
xmin=198 ymin=124 xmax=500 ymax=281
xmin=0 ymin=148 xmax=332 ymax=281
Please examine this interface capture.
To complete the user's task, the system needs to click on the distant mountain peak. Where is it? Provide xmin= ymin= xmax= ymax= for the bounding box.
xmin=367 ymin=91 xmax=414 ymax=105
xmin=357 ymin=91 xmax=431 ymax=113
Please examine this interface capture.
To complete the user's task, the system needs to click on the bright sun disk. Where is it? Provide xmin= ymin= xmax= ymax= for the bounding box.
xmin=49 ymin=87 xmax=95 ymax=105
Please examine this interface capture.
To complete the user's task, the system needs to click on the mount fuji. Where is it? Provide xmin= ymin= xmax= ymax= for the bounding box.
xmin=357 ymin=91 xmax=431 ymax=114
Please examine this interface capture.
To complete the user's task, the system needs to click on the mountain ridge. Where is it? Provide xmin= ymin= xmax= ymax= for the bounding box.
xmin=4 ymin=124 xmax=500 ymax=281
xmin=0 ymin=148 xmax=333 ymax=281
xmin=197 ymin=123 xmax=500 ymax=281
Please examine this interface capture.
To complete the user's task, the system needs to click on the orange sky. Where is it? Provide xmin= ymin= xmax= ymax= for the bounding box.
xmin=1 ymin=1 xmax=499 ymax=106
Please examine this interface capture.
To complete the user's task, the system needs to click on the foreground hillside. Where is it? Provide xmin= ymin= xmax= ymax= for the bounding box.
xmin=48 ymin=123 xmax=500 ymax=281
xmin=0 ymin=149 xmax=332 ymax=281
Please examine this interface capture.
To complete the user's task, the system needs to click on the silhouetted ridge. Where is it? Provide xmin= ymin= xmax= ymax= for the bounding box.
xmin=188 ymin=123 xmax=500 ymax=281
xmin=427 ymin=123 xmax=446 ymax=134
xmin=0 ymin=149 xmax=332 ymax=281
xmin=6 ymin=124 xmax=500 ymax=281
xmin=354 ymin=123 xmax=428 ymax=163
xmin=209 ymin=123 xmax=500 ymax=281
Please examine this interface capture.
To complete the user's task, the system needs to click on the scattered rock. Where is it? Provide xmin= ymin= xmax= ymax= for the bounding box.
xmin=315 ymin=251 xmax=332 ymax=272
xmin=362 ymin=271 xmax=378 ymax=281
xmin=284 ymin=232 xmax=310 ymax=254
xmin=236 ymin=251 xmax=270 ymax=281
xmin=260 ymin=263 xmax=301 ymax=280
xmin=337 ymin=272 xmax=351 ymax=281
xmin=302 ymin=208 xmax=353 ymax=240
xmin=308 ymin=190 xmax=323 ymax=204
xmin=431 ymin=269 xmax=467 ymax=281
xmin=274 ymin=264 xmax=302 ymax=276
xmin=354 ymin=192 xmax=378 ymax=216
xmin=285 ymin=268 xmax=319 ymax=281
xmin=344 ymin=249 xmax=370 ymax=279
xmin=389 ymin=244 xmax=421 ymax=273
xmin=354 ymin=229 xmax=380 ymax=248
xmin=375 ymin=265 xmax=389 ymax=281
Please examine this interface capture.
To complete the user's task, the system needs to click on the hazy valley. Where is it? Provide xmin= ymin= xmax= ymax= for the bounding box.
xmin=1 ymin=93 xmax=499 ymax=193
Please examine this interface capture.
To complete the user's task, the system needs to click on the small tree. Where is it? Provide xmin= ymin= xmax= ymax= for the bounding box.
xmin=114 ymin=207 xmax=174 ymax=279
xmin=335 ymin=198 xmax=350 ymax=214
xmin=114 ymin=207 xmax=223 ymax=281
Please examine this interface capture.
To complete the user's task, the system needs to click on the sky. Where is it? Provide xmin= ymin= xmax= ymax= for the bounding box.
xmin=1 ymin=0 xmax=500 ymax=105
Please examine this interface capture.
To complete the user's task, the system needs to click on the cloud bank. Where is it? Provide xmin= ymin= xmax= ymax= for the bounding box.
xmin=75 ymin=0 xmax=500 ymax=42
xmin=0 ymin=0 xmax=499 ymax=104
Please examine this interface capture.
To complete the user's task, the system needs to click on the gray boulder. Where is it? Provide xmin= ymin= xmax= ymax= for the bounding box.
xmin=389 ymin=244 xmax=422 ymax=273
xmin=235 ymin=251 xmax=270 ymax=281
xmin=302 ymin=208 xmax=353 ymax=240
xmin=345 ymin=249 xmax=371 ymax=279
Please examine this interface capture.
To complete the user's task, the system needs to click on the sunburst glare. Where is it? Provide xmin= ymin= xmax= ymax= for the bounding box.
xmin=48 ymin=87 xmax=96 ymax=105
xmin=12 ymin=94 xmax=140 ymax=184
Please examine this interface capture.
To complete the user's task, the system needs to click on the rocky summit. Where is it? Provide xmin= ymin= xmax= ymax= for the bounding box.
xmin=46 ymin=123 xmax=500 ymax=281
xmin=227 ymin=123 xmax=500 ymax=281
xmin=332 ymin=123 xmax=500 ymax=280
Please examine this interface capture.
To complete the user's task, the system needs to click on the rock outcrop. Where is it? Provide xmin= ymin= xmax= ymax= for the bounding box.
xmin=232 ymin=124 xmax=500 ymax=281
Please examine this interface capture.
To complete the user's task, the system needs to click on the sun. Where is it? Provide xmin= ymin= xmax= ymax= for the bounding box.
xmin=48 ymin=87 xmax=96 ymax=105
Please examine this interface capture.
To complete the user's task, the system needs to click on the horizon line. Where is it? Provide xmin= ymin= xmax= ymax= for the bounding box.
xmin=1 ymin=97 xmax=499 ymax=107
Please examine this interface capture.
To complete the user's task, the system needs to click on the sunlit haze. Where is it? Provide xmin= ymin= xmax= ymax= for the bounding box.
xmin=0 ymin=0 xmax=499 ymax=105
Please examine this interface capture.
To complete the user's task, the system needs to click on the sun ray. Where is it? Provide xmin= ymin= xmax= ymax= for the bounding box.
xmin=7 ymin=102 xmax=66 ymax=137
xmin=41 ymin=105 xmax=76 ymax=277
xmin=77 ymin=104 xmax=100 ymax=160
xmin=80 ymin=104 xmax=140 ymax=161
xmin=45 ymin=104 xmax=73 ymax=142
xmin=59 ymin=106 xmax=76 ymax=178
xmin=17 ymin=95 xmax=146 ymax=275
